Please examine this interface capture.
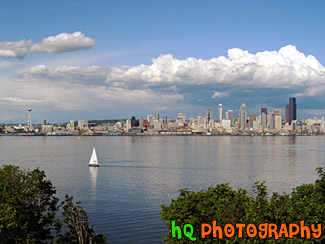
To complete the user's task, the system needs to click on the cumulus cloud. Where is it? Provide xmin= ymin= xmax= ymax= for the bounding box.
xmin=0 ymin=32 xmax=95 ymax=60
xmin=30 ymin=32 xmax=95 ymax=53
xmin=105 ymin=45 xmax=325 ymax=89
xmin=0 ymin=40 xmax=32 ymax=58
xmin=4 ymin=44 xmax=325 ymax=122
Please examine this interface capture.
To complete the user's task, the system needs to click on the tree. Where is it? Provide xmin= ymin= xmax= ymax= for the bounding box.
xmin=0 ymin=165 xmax=107 ymax=244
xmin=55 ymin=195 xmax=107 ymax=244
xmin=0 ymin=165 xmax=59 ymax=243
xmin=161 ymin=168 xmax=325 ymax=243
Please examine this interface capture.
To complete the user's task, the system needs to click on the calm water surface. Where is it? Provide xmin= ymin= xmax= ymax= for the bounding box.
xmin=0 ymin=136 xmax=324 ymax=243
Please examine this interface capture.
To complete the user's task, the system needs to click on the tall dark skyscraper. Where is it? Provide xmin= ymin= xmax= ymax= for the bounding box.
xmin=289 ymin=97 xmax=297 ymax=124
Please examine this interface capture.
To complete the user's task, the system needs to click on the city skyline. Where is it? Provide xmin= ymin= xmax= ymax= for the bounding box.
xmin=1 ymin=1 xmax=325 ymax=123
xmin=2 ymin=97 xmax=300 ymax=126
xmin=2 ymin=95 xmax=323 ymax=136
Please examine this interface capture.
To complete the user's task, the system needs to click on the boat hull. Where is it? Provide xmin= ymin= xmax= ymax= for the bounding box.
xmin=89 ymin=164 xmax=100 ymax=167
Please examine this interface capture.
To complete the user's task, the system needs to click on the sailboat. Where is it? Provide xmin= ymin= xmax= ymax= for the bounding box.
xmin=89 ymin=147 xmax=100 ymax=167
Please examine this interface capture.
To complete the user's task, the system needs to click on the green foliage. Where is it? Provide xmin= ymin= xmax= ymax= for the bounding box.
xmin=161 ymin=168 xmax=325 ymax=243
xmin=0 ymin=165 xmax=59 ymax=243
xmin=0 ymin=165 xmax=106 ymax=244
xmin=55 ymin=195 xmax=107 ymax=244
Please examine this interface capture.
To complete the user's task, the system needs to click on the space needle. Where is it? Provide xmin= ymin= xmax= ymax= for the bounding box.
xmin=27 ymin=108 xmax=33 ymax=131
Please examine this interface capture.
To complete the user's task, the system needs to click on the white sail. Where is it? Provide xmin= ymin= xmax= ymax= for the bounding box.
xmin=89 ymin=147 xmax=100 ymax=166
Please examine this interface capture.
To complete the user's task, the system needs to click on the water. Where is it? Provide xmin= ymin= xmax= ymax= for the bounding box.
xmin=0 ymin=136 xmax=324 ymax=243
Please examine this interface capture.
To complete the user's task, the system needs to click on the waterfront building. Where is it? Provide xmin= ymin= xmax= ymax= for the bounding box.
xmin=249 ymin=114 xmax=256 ymax=129
xmin=222 ymin=119 xmax=231 ymax=128
xmin=78 ymin=120 xmax=89 ymax=131
xmin=178 ymin=113 xmax=186 ymax=124
xmin=275 ymin=116 xmax=282 ymax=131
xmin=239 ymin=103 xmax=247 ymax=129
xmin=155 ymin=113 xmax=160 ymax=121
xmin=226 ymin=110 xmax=233 ymax=125
xmin=268 ymin=112 xmax=274 ymax=129
xmin=273 ymin=109 xmax=282 ymax=131
xmin=261 ymin=108 xmax=267 ymax=129
xmin=253 ymin=120 xmax=260 ymax=131
xmin=208 ymin=120 xmax=215 ymax=129
xmin=218 ymin=104 xmax=223 ymax=121
xmin=289 ymin=97 xmax=297 ymax=124
xmin=126 ymin=119 xmax=131 ymax=131
xmin=206 ymin=109 xmax=212 ymax=125
xmin=139 ymin=116 xmax=144 ymax=127
xmin=69 ymin=120 xmax=75 ymax=130
xmin=273 ymin=109 xmax=281 ymax=117
xmin=153 ymin=120 xmax=162 ymax=130
xmin=147 ymin=115 xmax=154 ymax=128
xmin=285 ymin=104 xmax=290 ymax=124
xmin=197 ymin=116 xmax=206 ymax=128
xmin=292 ymin=120 xmax=297 ymax=130
xmin=131 ymin=116 xmax=139 ymax=127
xmin=41 ymin=119 xmax=46 ymax=133
xmin=42 ymin=125 xmax=54 ymax=134
xmin=163 ymin=116 xmax=167 ymax=125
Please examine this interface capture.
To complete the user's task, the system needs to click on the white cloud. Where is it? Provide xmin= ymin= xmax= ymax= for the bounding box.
xmin=211 ymin=91 xmax=228 ymax=99
xmin=1 ymin=72 xmax=184 ymax=114
xmin=54 ymin=65 xmax=109 ymax=78
xmin=20 ymin=64 xmax=109 ymax=84
xmin=0 ymin=97 xmax=57 ymax=106
xmin=105 ymin=45 xmax=325 ymax=89
xmin=0 ymin=32 xmax=95 ymax=61
xmin=30 ymin=32 xmax=95 ymax=53
xmin=29 ymin=65 xmax=49 ymax=75
xmin=0 ymin=40 xmax=32 ymax=58
xmin=3 ymin=44 xmax=325 ymax=122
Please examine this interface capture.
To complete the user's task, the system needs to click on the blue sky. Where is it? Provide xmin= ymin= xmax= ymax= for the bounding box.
xmin=1 ymin=0 xmax=325 ymax=123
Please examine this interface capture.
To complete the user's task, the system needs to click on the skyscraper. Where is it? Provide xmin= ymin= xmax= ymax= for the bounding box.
xmin=285 ymin=104 xmax=290 ymax=124
xmin=218 ymin=104 xmax=223 ymax=121
xmin=261 ymin=108 xmax=267 ymax=129
xmin=178 ymin=113 xmax=186 ymax=124
xmin=131 ymin=116 xmax=139 ymax=127
xmin=249 ymin=114 xmax=256 ymax=129
xmin=163 ymin=116 xmax=167 ymax=125
xmin=205 ymin=109 xmax=212 ymax=124
xmin=239 ymin=103 xmax=247 ymax=129
xmin=273 ymin=109 xmax=282 ymax=131
xmin=139 ymin=116 xmax=144 ymax=127
xmin=70 ymin=120 xmax=75 ymax=130
xmin=147 ymin=115 xmax=154 ymax=127
xmin=289 ymin=97 xmax=297 ymax=124
xmin=206 ymin=109 xmax=212 ymax=125
xmin=226 ymin=110 xmax=233 ymax=125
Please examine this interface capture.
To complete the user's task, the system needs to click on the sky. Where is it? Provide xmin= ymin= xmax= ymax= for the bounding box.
xmin=1 ymin=0 xmax=325 ymax=123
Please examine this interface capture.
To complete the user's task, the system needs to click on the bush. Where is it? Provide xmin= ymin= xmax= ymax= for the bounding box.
xmin=161 ymin=168 xmax=325 ymax=243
